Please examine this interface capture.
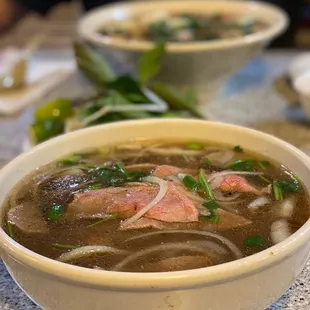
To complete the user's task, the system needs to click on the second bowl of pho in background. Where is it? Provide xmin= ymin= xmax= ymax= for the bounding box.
xmin=0 ymin=119 xmax=310 ymax=310
xmin=78 ymin=0 xmax=288 ymax=102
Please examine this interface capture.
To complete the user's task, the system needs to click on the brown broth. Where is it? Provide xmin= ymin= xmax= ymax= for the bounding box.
xmin=2 ymin=140 xmax=310 ymax=272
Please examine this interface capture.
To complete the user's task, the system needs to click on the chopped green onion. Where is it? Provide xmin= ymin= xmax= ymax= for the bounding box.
xmin=52 ymin=243 xmax=80 ymax=249
xmin=259 ymin=175 xmax=272 ymax=183
xmin=199 ymin=169 xmax=215 ymax=200
xmin=272 ymin=181 xmax=284 ymax=201
xmin=258 ymin=160 xmax=270 ymax=170
xmin=61 ymin=154 xmax=82 ymax=166
xmin=243 ymin=235 xmax=267 ymax=248
xmin=115 ymin=161 xmax=127 ymax=176
xmin=87 ymin=214 xmax=119 ymax=228
xmin=183 ymin=175 xmax=199 ymax=191
xmin=187 ymin=142 xmax=203 ymax=150
xmin=213 ymin=214 xmax=220 ymax=225
xmin=200 ymin=201 xmax=220 ymax=221
xmin=233 ymin=145 xmax=243 ymax=153
xmin=48 ymin=204 xmax=65 ymax=221
xmin=7 ymin=221 xmax=14 ymax=239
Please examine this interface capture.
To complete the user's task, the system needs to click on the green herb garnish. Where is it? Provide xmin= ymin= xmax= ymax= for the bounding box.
xmin=259 ymin=175 xmax=272 ymax=184
xmin=233 ymin=145 xmax=243 ymax=153
xmin=83 ymin=183 xmax=102 ymax=192
xmin=230 ymin=159 xmax=271 ymax=172
xmin=48 ymin=204 xmax=65 ymax=221
xmin=200 ymin=200 xmax=221 ymax=221
xmin=138 ymin=43 xmax=166 ymax=84
xmin=52 ymin=243 xmax=80 ymax=249
xmin=7 ymin=221 xmax=14 ymax=239
xmin=199 ymin=169 xmax=215 ymax=200
xmin=61 ymin=154 xmax=82 ymax=166
xmin=272 ymin=176 xmax=300 ymax=201
xmin=201 ymin=156 xmax=212 ymax=168
xmin=183 ymin=175 xmax=199 ymax=191
xmin=115 ymin=161 xmax=128 ymax=176
xmin=187 ymin=142 xmax=203 ymax=150
xmin=243 ymin=235 xmax=267 ymax=248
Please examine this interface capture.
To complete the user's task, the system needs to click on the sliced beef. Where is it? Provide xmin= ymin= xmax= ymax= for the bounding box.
xmin=67 ymin=182 xmax=199 ymax=223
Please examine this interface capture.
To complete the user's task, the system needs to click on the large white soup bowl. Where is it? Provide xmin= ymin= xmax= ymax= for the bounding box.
xmin=0 ymin=119 xmax=310 ymax=310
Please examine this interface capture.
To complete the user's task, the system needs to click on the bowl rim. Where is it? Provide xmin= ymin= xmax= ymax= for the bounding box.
xmin=1 ymin=119 xmax=310 ymax=290
xmin=78 ymin=0 xmax=289 ymax=53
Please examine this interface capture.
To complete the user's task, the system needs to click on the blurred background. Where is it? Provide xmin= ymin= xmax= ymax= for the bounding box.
xmin=0 ymin=0 xmax=309 ymax=49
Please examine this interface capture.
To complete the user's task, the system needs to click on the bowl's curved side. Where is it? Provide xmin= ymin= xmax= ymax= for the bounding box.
xmin=78 ymin=0 xmax=289 ymax=53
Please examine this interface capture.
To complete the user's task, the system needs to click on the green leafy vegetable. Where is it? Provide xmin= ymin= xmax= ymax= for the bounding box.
xmin=183 ymin=175 xmax=199 ymax=190
xmin=107 ymin=75 xmax=148 ymax=103
xmin=138 ymin=43 xmax=166 ymax=84
xmin=259 ymin=175 xmax=272 ymax=184
xmin=150 ymin=82 xmax=204 ymax=118
xmin=233 ymin=145 xmax=243 ymax=153
xmin=230 ymin=159 xmax=271 ymax=172
xmin=187 ymin=142 xmax=203 ymax=150
xmin=74 ymin=42 xmax=115 ymax=87
xmin=199 ymin=169 xmax=215 ymax=200
xmin=200 ymin=200 xmax=221 ymax=222
xmin=48 ymin=204 xmax=65 ymax=221
xmin=272 ymin=176 xmax=300 ymax=201
xmin=201 ymin=156 xmax=212 ymax=168
xmin=243 ymin=235 xmax=267 ymax=248
xmin=52 ymin=243 xmax=80 ymax=249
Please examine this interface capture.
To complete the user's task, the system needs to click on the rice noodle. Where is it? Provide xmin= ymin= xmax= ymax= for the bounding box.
xmin=57 ymin=246 xmax=128 ymax=263
xmin=277 ymin=198 xmax=295 ymax=218
xmin=113 ymin=242 xmax=219 ymax=271
xmin=270 ymin=220 xmax=291 ymax=245
xmin=121 ymin=176 xmax=168 ymax=227
xmin=147 ymin=148 xmax=205 ymax=156
xmin=248 ymin=196 xmax=270 ymax=210
xmin=125 ymin=230 xmax=243 ymax=259
xmin=214 ymin=191 xmax=241 ymax=202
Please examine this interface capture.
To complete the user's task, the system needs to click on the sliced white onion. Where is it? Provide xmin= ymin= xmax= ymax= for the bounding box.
xmin=271 ymin=220 xmax=291 ymax=245
xmin=248 ymin=196 xmax=270 ymax=210
xmin=277 ymin=198 xmax=295 ymax=218
xmin=113 ymin=242 xmax=217 ymax=271
xmin=121 ymin=176 xmax=168 ymax=227
xmin=207 ymin=150 xmax=235 ymax=166
xmin=147 ymin=147 xmax=204 ymax=156
xmin=214 ymin=191 xmax=241 ymax=202
xmin=125 ymin=230 xmax=243 ymax=259
xmin=57 ymin=246 xmax=128 ymax=263
xmin=166 ymin=175 xmax=182 ymax=184
xmin=208 ymin=171 xmax=264 ymax=183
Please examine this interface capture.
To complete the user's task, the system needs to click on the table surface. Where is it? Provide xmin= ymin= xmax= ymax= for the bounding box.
xmin=1 ymin=49 xmax=310 ymax=310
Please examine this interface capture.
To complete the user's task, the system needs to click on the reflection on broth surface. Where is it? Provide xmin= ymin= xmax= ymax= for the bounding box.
xmin=2 ymin=140 xmax=309 ymax=272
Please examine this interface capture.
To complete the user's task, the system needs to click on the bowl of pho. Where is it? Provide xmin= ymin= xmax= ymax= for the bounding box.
xmin=0 ymin=119 xmax=310 ymax=310
xmin=78 ymin=0 xmax=288 ymax=99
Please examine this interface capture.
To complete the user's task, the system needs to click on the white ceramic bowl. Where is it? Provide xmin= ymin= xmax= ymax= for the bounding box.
xmin=78 ymin=1 xmax=288 ymax=99
xmin=1 ymin=119 xmax=310 ymax=310
xmin=293 ymin=71 xmax=310 ymax=118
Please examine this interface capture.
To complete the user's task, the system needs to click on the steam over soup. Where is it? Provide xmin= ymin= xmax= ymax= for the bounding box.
xmin=99 ymin=13 xmax=269 ymax=43
xmin=2 ymin=140 xmax=310 ymax=272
